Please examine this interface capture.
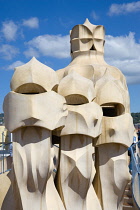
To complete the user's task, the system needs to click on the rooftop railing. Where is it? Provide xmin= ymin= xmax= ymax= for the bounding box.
xmin=130 ymin=142 xmax=140 ymax=209
xmin=0 ymin=131 xmax=12 ymax=174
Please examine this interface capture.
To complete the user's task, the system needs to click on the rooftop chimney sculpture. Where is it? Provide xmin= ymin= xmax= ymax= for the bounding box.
xmin=2 ymin=19 xmax=134 ymax=210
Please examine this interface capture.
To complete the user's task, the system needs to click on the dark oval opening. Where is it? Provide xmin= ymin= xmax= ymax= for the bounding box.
xmin=65 ymin=94 xmax=88 ymax=105
xmin=15 ymin=83 xmax=47 ymax=94
xmin=101 ymin=103 xmax=125 ymax=117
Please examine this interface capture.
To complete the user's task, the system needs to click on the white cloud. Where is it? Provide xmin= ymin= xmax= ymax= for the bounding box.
xmin=24 ymin=47 xmax=39 ymax=58
xmin=91 ymin=11 xmax=99 ymax=20
xmin=0 ymin=44 xmax=19 ymax=60
xmin=1 ymin=21 xmax=18 ymax=41
xmin=6 ymin=60 xmax=24 ymax=70
xmin=22 ymin=17 xmax=39 ymax=29
xmin=108 ymin=1 xmax=140 ymax=16
xmin=24 ymin=34 xmax=70 ymax=58
xmin=23 ymin=31 xmax=140 ymax=84
xmin=104 ymin=32 xmax=140 ymax=84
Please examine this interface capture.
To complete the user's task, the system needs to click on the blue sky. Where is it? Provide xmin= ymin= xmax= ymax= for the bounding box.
xmin=0 ymin=0 xmax=140 ymax=113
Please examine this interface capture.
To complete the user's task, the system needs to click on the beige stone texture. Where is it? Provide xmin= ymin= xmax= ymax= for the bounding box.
xmin=10 ymin=57 xmax=58 ymax=93
xmin=2 ymin=19 xmax=134 ymax=210
xmin=95 ymin=69 xmax=130 ymax=113
xmin=63 ymin=64 xmax=94 ymax=81
xmin=4 ymin=91 xmax=68 ymax=132
xmin=10 ymin=127 xmax=65 ymax=210
xmin=61 ymin=102 xmax=102 ymax=138
xmin=58 ymin=72 xmax=96 ymax=104
xmin=3 ymin=59 xmax=66 ymax=210
xmin=0 ymin=172 xmax=11 ymax=208
xmin=56 ymin=19 xmax=132 ymax=210
xmin=94 ymin=144 xmax=131 ymax=210
xmin=97 ymin=113 xmax=134 ymax=147
xmin=70 ymin=19 xmax=105 ymax=58
xmin=58 ymin=135 xmax=102 ymax=210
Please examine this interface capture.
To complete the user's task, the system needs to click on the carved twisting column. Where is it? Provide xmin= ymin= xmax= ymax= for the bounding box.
xmin=94 ymin=71 xmax=134 ymax=210
xmin=12 ymin=127 xmax=52 ymax=210
xmin=57 ymin=73 xmax=102 ymax=210
xmin=3 ymin=58 xmax=66 ymax=210
xmin=60 ymin=134 xmax=94 ymax=210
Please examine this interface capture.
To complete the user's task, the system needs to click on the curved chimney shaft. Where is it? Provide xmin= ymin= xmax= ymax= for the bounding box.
xmin=3 ymin=58 xmax=66 ymax=210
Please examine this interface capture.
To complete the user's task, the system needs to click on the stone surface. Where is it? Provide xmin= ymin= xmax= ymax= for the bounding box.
xmin=0 ymin=172 xmax=11 ymax=208
xmin=3 ymin=59 xmax=66 ymax=210
xmin=10 ymin=57 xmax=58 ymax=93
xmin=1 ymin=19 xmax=134 ymax=210
xmin=3 ymin=91 xmax=68 ymax=132
xmin=58 ymin=135 xmax=102 ymax=210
